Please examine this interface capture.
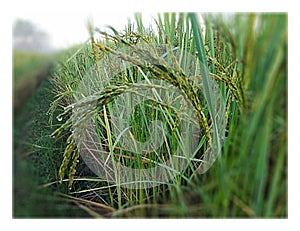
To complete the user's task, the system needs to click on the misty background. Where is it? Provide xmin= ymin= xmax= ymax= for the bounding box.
xmin=13 ymin=19 xmax=52 ymax=52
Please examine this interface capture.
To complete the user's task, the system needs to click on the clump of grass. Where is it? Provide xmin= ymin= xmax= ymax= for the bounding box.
xmin=48 ymin=13 xmax=286 ymax=217
xmin=51 ymin=15 xmax=221 ymax=188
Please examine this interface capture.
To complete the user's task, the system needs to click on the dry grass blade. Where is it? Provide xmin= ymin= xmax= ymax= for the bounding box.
xmin=73 ymin=201 xmax=103 ymax=218
xmin=58 ymin=193 xmax=116 ymax=213
xmin=232 ymin=195 xmax=255 ymax=217
xmin=108 ymin=203 xmax=162 ymax=217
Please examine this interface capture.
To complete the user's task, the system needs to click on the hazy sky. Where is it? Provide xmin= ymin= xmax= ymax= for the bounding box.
xmin=12 ymin=0 xmax=178 ymax=50
xmin=13 ymin=11 xmax=156 ymax=50
xmin=11 ymin=0 xmax=287 ymax=50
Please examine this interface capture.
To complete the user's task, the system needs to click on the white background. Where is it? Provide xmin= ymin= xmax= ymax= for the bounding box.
xmin=1 ymin=0 xmax=296 ymax=229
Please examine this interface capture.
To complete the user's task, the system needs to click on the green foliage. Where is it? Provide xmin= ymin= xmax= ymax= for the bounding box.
xmin=47 ymin=13 xmax=286 ymax=217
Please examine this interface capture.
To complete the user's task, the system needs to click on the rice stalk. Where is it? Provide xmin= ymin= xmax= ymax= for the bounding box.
xmin=47 ymin=13 xmax=286 ymax=217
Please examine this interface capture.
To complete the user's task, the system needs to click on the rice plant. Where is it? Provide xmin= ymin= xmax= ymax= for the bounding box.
xmin=48 ymin=13 xmax=287 ymax=217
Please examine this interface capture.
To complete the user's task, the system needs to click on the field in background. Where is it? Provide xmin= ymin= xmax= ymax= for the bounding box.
xmin=13 ymin=48 xmax=91 ymax=217
xmin=13 ymin=51 xmax=53 ymax=109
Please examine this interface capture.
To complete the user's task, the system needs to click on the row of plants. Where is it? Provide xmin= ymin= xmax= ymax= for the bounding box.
xmin=43 ymin=13 xmax=287 ymax=217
